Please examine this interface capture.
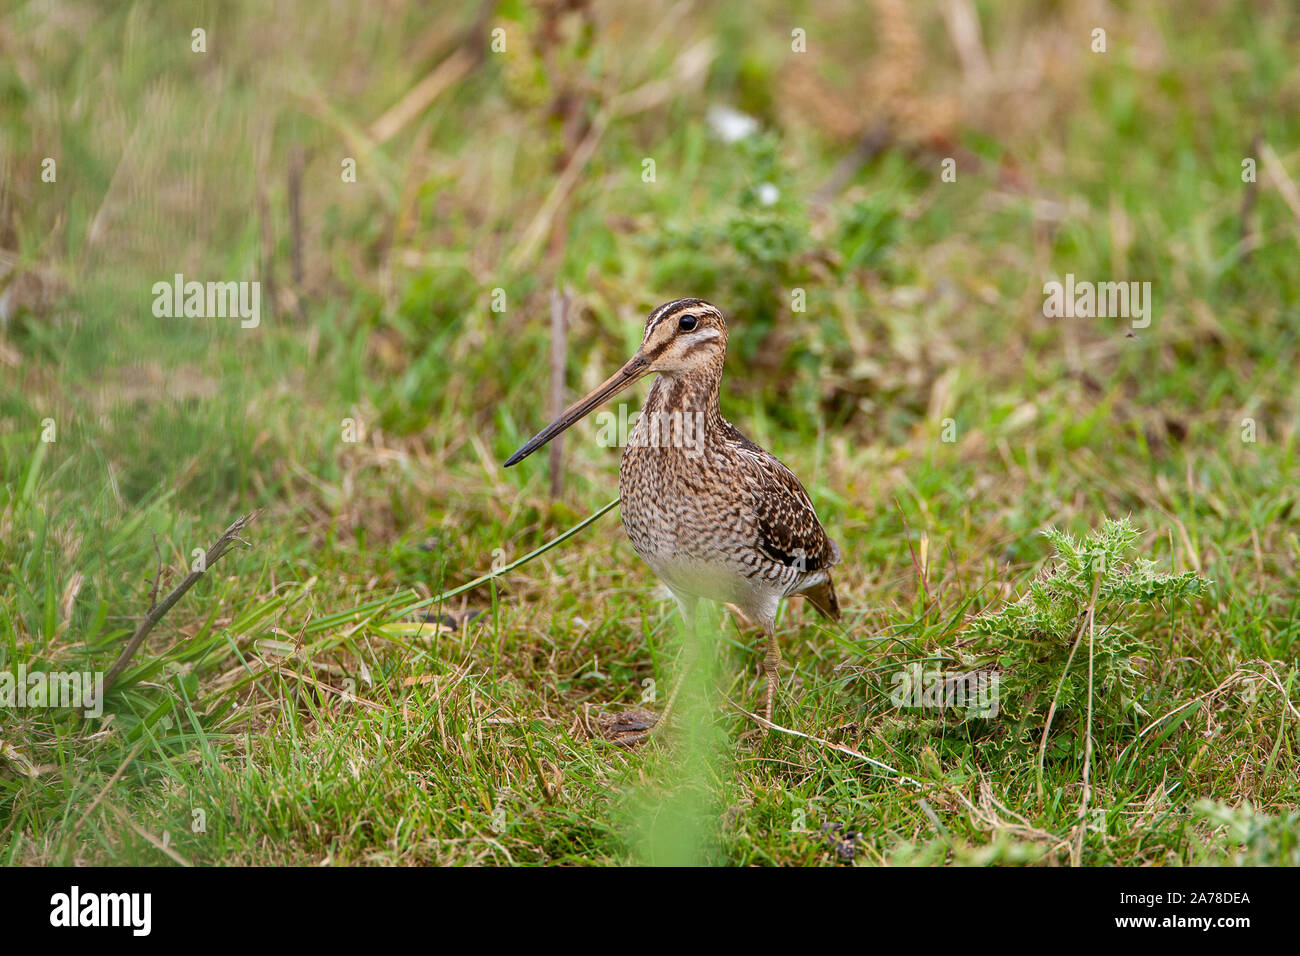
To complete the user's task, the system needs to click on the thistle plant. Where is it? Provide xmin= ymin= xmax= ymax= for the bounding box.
xmin=961 ymin=518 xmax=1209 ymax=752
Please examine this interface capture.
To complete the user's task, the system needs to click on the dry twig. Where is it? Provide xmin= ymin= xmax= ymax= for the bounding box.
xmin=548 ymin=286 xmax=572 ymax=498
xmin=102 ymin=511 xmax=261 ymax=695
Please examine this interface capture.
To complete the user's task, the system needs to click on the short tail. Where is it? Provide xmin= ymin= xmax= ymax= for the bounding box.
xmin=801 ymin=574 xmax=841 ymax=623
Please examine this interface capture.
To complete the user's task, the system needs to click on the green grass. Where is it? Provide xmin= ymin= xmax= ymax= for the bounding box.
xmin=1 ymin=0 xmax=1298 ymax=866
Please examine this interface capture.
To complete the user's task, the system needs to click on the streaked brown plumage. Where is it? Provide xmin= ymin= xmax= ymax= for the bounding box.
xmin=505 ymin=298 xmax=841 ymax=723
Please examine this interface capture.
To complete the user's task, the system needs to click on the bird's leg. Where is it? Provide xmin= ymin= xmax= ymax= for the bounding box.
xmin=761 ymin=623 xmax=781 ymax=727
xmin=653 ymin=660 xmax=686 ymax=733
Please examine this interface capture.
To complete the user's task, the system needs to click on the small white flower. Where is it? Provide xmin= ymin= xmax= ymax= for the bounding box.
xmin=707 ymin=104 xmax=759 ymax=143
xmin=756 ymin=182 xmax=779 ymax=206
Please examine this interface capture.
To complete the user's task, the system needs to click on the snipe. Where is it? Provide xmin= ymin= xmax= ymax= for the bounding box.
xmin=505 ymin=298 xmax=841 ymax=723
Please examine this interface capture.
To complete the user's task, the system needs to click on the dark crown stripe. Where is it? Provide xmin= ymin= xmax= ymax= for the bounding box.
xmin=645 ymin=297 xmax=710 ymax=336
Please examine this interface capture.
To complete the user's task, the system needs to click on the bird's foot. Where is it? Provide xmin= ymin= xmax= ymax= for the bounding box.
xmin=595 ymin=707 xmax=663 ymax=747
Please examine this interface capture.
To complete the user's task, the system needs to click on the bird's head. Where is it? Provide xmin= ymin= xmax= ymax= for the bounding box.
xmin=503 ymin=297 xmax=727 ymax=467
xmin=635 ymin=298 xmax=728 ymax=376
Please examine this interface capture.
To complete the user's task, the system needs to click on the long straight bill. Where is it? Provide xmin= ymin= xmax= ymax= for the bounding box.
xmin=504 ymin=352 xmax=649 ymax=466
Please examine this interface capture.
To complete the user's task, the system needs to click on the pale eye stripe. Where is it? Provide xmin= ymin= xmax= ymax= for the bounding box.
xmin=645 ymin=302 xmax=675 ymax=336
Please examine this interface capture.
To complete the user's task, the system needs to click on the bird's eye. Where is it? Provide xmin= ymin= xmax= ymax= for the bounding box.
xmin=678 ymin=314 xmax=698 ymax=332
